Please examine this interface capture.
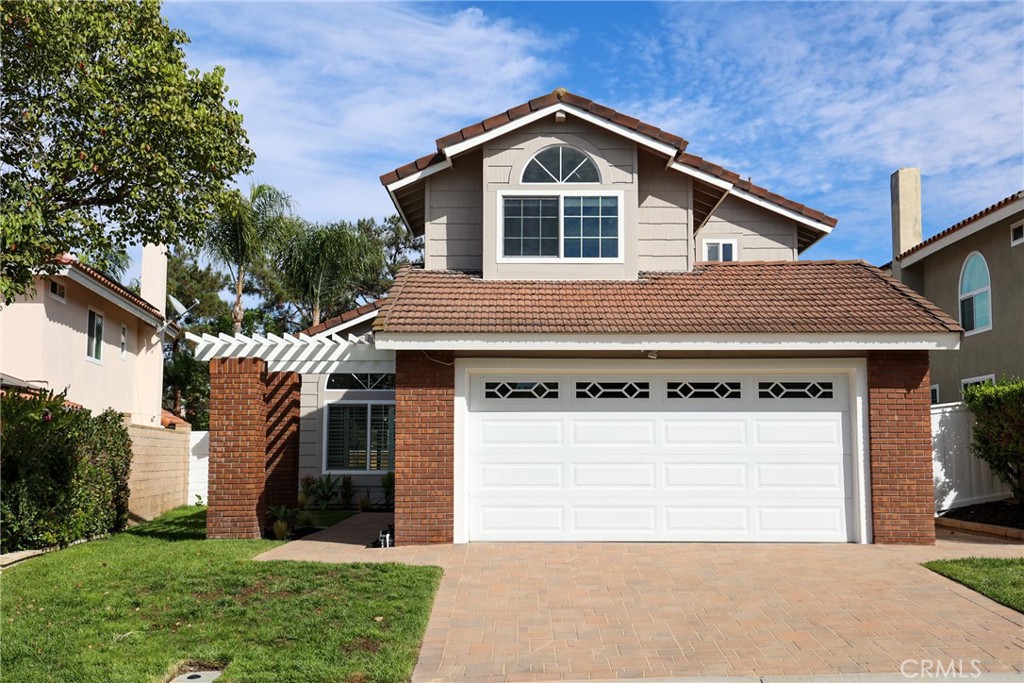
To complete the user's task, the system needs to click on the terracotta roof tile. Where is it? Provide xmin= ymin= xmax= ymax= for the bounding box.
xmin=55 ymin=254 xmax=162 ymax=319
xmin=374 ymin=263 xmax=960 ymax=336
xmin=897 ymin=190 xmax=1024 ymax=260
xmin=299 ymin=299 xmax=385 ymax=336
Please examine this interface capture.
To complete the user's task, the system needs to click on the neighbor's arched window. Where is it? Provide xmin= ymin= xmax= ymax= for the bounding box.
xmin=959 ymin=252 xmax=992 ymax=333
xmin=521 ymin=145 xmax=600 ymax=183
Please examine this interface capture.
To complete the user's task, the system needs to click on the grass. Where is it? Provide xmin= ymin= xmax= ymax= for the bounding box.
xmin=0 ymin=507 xmax=442 ymax=683
xmin=923 ymin=557 xmax=1024 ymax=613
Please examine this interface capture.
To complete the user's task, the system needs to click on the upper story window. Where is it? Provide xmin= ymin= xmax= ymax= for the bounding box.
xmin=87 ymin=309 xmax=104 ymax=362
xmin=703 ymin=239 xmax=737 ymax=262
xmin=1011 ymin=220 xmax=1023 ymax=247
xmin=959 ymin=252 xmax=991 ymax=335
xmin=48 ymin=279 xmax=66 ymax=302
xmin=522 ymin=145 xmax=599 ymax=183
xmin=503 ymin=145 xmax=620 ymax=262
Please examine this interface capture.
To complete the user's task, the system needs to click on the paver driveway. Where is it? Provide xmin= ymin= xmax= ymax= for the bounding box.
xmin=258 ymin=522 xmax=1024 ymax=681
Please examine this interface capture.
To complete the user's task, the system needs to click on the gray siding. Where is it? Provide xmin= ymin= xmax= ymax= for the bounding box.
xmin=698 ymin=197 xmax=798 ymax=261
xmin=424 ymin=149 xmax=483 ymax=271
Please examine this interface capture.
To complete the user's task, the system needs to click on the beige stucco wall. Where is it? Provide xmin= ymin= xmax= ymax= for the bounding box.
xmin=697 ymin=196 xmax=799 ymax=262
xmin=127 ymin=422 xmax=189 ymax=522
xmin=298 ymin=373 xmax=390 ymax=499
xmin=904 ymin=215 xmax=1024 ymax=402
xmin=0 ymin=276 xmax=164 ymax=425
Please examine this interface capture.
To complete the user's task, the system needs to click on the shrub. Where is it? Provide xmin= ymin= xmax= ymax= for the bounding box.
xmin=339 ymin=474 xmax=354 ymax=509
xmin=0 ymin=391 xmax=132 ymax=552
xmin=963 ymin=376 xmax=1024 ymax=505
xmin=312 ymin=474 xmax=339 ymax=511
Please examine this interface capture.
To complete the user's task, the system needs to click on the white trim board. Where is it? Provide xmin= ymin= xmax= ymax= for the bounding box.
xmin=66 ymin=268 xmax=162 ymax=328
xmin=375 ymin=332 xmax=961 ymax=352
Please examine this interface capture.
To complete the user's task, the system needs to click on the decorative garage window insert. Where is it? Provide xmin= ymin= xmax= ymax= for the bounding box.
xmin=327 ymin=373 xmax=395 ymax=390
xmin=325 ymin=403 xmax=395 ymax=471
xmin=575 ymin=381 xmax=650 ymax=399
xmin=758 ymin=381 xmax=834 ymax=399
xmin=667 ymin=381 xmax=741 ymax=399
xmin=484 ymin=381 xmax=559 ymax=399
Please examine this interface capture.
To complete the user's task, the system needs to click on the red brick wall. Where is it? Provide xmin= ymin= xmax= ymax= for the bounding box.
xmin=867 ymin=350 xmax=935 ymax=545
xmin=265 ymin=371 xmax=300 ymax=510
xmin=207 ymin=357 xmax=267 ymax=539
xmin=394 ymin=350 xmax=454 ymax=544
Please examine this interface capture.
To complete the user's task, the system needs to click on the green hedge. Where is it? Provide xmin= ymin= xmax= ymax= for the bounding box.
xmin=0 ymin=391 xmax=132 ymax=552
xmin=963 ymin=376 xmax=1024 ymax=505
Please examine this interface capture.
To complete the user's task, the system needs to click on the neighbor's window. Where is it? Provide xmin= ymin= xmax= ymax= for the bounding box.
xmin=120 ymin=324 xmax=128 ymax=360
xmin=503 ymin=145 xmax=620 ymax=260
xmin=1011 ymin=220 xmax=1023 ymax=247
xmin=930 ymin=385 xmax=940 ymax=404
xmin=703 ymin=239 xmax=737 ymax=262
xmin=325 ymin=403 xmax=394 ymax=471
xmin=959 ymin=252 xmax=991 ymax=334
xmin=87 ymin=310 xmax=103 ymax=361
xmin=48 ymin=280 xmax=66 ymax=302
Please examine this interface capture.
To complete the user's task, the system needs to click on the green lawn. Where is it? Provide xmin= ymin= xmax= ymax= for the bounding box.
xmin=0 ymin=507 xmax=442 ymax=683
xmin=923 ymin=557 xmax=1024 ymax=613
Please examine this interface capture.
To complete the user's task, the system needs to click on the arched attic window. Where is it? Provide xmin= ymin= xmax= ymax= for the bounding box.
xmin=521 ymin=145 xmax=600 ymax=183
xmin=959 ymin=252 xmax=992 ymax=334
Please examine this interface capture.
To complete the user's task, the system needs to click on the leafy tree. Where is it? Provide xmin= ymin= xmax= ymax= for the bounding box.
xmin=204 ymin=183 xmax=294 ymax=332
xmin=0 ymin=0 xmax=255 ymax=303
xmin=355 ymin=215 xmax=423 ymax=300
xmin=963 ymin=376 xmax=1024 ymax=505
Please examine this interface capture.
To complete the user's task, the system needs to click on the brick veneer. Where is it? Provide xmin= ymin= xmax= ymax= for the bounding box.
xmin=265 ymin=371 xmax=300 ymax=509
xmin=867 ymin=350 xmax=935 ymax=545
xmin=394 ymin=350 xmax=455 ymax=544
xmin=208 ymin=357 xmax=268 ymax=539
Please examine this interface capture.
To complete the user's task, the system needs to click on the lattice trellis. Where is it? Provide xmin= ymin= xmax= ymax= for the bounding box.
xmin=186 ymin=331 xmax=395 ymax=374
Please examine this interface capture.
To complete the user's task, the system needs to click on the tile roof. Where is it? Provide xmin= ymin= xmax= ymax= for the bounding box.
xmin=299 ymin=299 xmax=385 ymax=336
xmin=380 ymin=88 xmax=837 ymax=228
xmin=896 ymin=190 xmax=1024 ymax=261
xmin=55 ymin=254 xmax=163 ymax=319
xmin=374 ymin=262 xmax=961 ymax=336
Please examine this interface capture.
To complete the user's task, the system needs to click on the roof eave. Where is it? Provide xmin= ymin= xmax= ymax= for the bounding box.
xmin=898 ymin=195 xmax=1024 ymax=267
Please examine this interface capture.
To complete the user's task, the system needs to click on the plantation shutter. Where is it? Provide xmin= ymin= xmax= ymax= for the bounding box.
xmin=326 ymin=405 xmax=368 ymax=470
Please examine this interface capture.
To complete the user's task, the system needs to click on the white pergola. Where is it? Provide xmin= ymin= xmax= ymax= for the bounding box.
xmin=186 ymin=330 xmax=395 ymax=375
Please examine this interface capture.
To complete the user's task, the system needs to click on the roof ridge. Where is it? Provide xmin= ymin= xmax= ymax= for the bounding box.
xmin=853 ymin=261 xmax=962 ymax=332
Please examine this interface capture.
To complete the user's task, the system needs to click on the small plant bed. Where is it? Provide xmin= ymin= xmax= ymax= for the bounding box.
xmin=1 ymin=507 xmax=442 ymax=683
xmin=941 ymin=500 xmax=1023 ymax=531
xmin=924 ymin=557 xmax=1024 ymax=614
xmin=288 ymin=509 xmax=359 ymax=540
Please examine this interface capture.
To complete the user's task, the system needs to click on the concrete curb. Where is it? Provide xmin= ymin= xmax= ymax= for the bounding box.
xmin=575 ymin=673 xmax=1024 ymax=683
xmin=936 ymin=516 xmax=1024 ymax=541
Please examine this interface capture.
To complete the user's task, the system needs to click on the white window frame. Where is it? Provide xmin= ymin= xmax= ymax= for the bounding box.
xmin=321 ymin=399 xmax=396 ymax=475
xmin=497 ymin=189 xmax=625 ymax=264
xmin=519 ymin=144 xmax=601 ymax=185
xmin=1011 ymin=219 xmax=1024 ymax=247
xmin=958 ymin=251 xmax=992 ymax=336
xmin=86 ymin=308 xmax=104 ymax=364
xmin=48 ymin=279 xmax=66 ymax=303
xmin=120 ymin=324 xmax=128 ymax=360
xmin=960 ymin=374 xmax=995 ymax=397
xmin=703 ymin=238 xmax=738 ymax=262
xmin=929 ymin=384 xmax=940 ymax=404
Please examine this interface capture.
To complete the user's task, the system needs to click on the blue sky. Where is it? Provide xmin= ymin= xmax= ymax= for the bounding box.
xmin=135 ymin=1 xmax=1023 ymax=278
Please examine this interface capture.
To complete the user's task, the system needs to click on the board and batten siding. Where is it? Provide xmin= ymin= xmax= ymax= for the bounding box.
xmin=423 ymin=149 xmax=483 ymax=271
xmin=698 ymin=196 xmax=798 ymax=261
xmin=637 ymin=151 xmax=691 ymax=272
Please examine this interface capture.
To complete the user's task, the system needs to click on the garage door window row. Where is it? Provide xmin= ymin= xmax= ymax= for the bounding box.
xmin=481 ymin=378 xmax=836 ymax=402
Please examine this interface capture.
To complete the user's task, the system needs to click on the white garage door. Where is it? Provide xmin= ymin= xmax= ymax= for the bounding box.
xmin=467 ymin=369 xmax=854 ymax=542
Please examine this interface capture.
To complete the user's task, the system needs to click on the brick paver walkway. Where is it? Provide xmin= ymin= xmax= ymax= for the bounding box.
xmin=257 ymin=520 xmax=1024 ymax=681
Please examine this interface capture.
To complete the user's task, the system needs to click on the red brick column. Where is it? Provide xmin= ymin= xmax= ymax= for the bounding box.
xmin=395 ymin=350 xmax=454 ymax=544
xmin=867 ymin=350 xmax=935 ymax=544
xmin=207 ymin=357 xmax=267 ymax=539
xmin=265 ymin=372 xmax=300 ymax=509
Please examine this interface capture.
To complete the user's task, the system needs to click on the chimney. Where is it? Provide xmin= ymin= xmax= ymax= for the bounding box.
xmin=139 ymin=243 xmax=167 ymax=318
xmin=890 ymin=168 xmax=922 ymax=278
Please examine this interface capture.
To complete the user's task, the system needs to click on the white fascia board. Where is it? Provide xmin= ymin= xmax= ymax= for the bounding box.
xmin=65 ymin=269 xmax=161 ymax=328
xmin=668 ymin=161 xmax=734 ymax=191
xmin=374 ymin=332 xmax=960 ymax=352
xmin=899 ymin=198 xmax=1024 ymax=267
xmin=386 ymin=185 xmax=414 ymax=232
xmin=385 ymin=157 xmax=453 ymax=193
xmin=308 ymin=309 xmax=380 ymax=338
xmin=727 ymin=187 xmax=834 ymax=234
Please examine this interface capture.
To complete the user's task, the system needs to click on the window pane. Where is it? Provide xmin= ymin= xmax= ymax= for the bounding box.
xmin=540 ymin=238 xmax=559 ymax=256
xmin=583 ymin=217 xmax=600 ymax=237
xmin=973 ymin=290 xmax=991 ymax=328
xmin=327 ymin=374 xmax=395 ymax=390
xmin=604 ymin=239 xmax=618 ymax=258
xmin=582 ymin=238 xmax=601 ymax=257
xmin=523 ymin=200 xmax=541 ymax=217
xmin=522 ymin=216 xmax=540 ymax=237
xmin=504 ymin=238 xmax=521 ymax=256
xmin=960 ymin=297 xmax=975 ymax=332
xmin=522 ymin=238 xmax=540 ymax=255
xmin=582 ymin=196 xmax=600 ymax=215
xmin=563 ymin=196 xmax=581 ymax=212
xmin=522 ymin=158 xmax=553 ymax=183
xmin=601 ymin=218 xmax=617 ymax=237
xmin=564 ymin=217 xmax=581 ymax=237
xmin=722 ymin=243 xmax=734 ymax=261
xmin=564 ymin=238 xmax=581 ymax=258
xmin=369 ymin=405 xmax=395 ymax=471
xmin=602 ymin=196 xmax=618 ymax=212
xmin=707 ymin=243 xmax=720 ymax=261
xmin=326 ymin=405 xmax=368 ymax=470
xmin=960 ymin=254 xmax=990 ymax=294
xmin=540 ymin=216 xmax=558 ymax=239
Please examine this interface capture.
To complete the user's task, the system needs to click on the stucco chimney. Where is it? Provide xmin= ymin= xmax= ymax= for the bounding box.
xmin=139 ymin=243 xmax=167 ymax=317
xmin=890 ymin=168 xmax=922 ymax=270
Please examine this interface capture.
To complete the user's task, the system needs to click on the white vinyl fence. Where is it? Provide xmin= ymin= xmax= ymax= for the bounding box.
xmin=932 ymin=402 xmax=1009 ymax=512
xmin=189 ymin=431 xmax=209 ymax=505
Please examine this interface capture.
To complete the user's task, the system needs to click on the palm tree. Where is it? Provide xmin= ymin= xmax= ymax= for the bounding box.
xmin=205 ymin=183 xmax=294 ymax=333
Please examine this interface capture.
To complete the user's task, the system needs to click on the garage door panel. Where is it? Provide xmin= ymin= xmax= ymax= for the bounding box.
xmin=479 ymin=419 xmax=563 ymax=445
xmin=572 ymin=420 xmax=656 ymax=445
xmin=480 ymin=464 xmax=563 ymax=489
xmin=664 ymin=463 xmax=748 ymax=489
xmin=754 ymin=416 xmax=843 ymax=447
xmin=756 ymin=463 xmax=843 ymax=490
xmin=666 ymin=505 xmax=749 ymax=532
xmin=573 ymin=463 xmax=655 ymax=488
xmin=479 ymin=506 xmax=564 ymax=532
xmin=574 ymin=506 xmax=656 ymax=531
xmin=663 ymin=419 xmax=747 ymax=445
xmin=757 ymin=505 xmax=846 ymax=533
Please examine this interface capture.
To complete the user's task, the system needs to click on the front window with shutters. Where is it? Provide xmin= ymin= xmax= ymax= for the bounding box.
xmin=324 ymin=402 xmax=395 ymax=472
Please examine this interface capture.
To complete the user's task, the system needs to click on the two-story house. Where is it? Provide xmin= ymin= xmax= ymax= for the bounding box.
xmin=887 ymin=168 xmax=1023 ymax=404
xmin=194 ymin=90 xmax=961 ymax=546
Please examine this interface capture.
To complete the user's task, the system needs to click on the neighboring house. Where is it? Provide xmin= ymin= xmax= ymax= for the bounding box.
xmin=886 ymin=169 xmax=1023 ymax=404
xmin=194 ymin=90 xmax=960 ymax=546
xmin=0 ymin=245 xmax=168 ymax=426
